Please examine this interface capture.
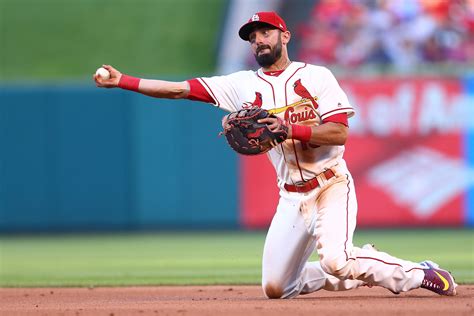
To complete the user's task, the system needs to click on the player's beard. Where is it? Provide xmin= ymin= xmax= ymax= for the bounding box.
xmin=254 ymin=36 xmax=283 ymax=68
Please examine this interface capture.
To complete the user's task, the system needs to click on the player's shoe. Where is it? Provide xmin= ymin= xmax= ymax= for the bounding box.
xmin=419 ymin=260 xmax=457 ymax=296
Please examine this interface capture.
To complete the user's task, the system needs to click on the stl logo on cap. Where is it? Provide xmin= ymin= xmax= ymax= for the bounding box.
xmin=239 ymin=11 xmax=287 ymax=41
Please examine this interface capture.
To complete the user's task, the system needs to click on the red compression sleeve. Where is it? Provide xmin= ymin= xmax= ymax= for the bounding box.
xmin=322 ymin=113 xmax=349 ymax=127
xmin=291 ymin=114 xmax=348 ymax=142
xmin=186 ymin=79 xmax=214 ymax=103
xmin=290 ymin=124 xmax=312 ymax=142
xmin=118 ymin=74 xmax=141 ymax=92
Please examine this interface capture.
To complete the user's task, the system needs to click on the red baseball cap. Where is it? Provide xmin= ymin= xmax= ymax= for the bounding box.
xmin=238 ymin=11 xmax=288 ymax=41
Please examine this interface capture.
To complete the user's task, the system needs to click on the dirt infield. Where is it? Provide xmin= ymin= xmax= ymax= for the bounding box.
xmin=1 ymin=285 xmax=472 ymax=316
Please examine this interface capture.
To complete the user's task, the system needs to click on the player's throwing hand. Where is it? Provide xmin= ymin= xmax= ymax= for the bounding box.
xmin=93 ymin=65 xmax=121 ymax=88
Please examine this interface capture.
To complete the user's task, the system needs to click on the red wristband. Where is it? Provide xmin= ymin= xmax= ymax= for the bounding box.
xmin=291 ymin=124 xmax=312 ymax=142
xmin=118 ymin=74 xmax=141 ymax=92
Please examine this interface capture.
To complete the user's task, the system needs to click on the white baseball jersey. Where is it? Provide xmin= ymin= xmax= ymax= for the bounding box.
xmin=193 ymin=62 xmax=354 ymax=188
xmin=187 ymin=61 xmax=426 ymax=298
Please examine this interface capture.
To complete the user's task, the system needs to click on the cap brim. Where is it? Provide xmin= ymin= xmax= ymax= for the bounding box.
xmin=238 ymin=21 xmax=279 ymax=41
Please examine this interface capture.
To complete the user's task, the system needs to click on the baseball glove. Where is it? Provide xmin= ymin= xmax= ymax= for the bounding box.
xmin=221 ymin=107 xmax=288 ymax=155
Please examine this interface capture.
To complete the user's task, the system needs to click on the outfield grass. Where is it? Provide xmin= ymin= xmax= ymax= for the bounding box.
xmin=0 ymin=229 xmax=472 ymax=287
xmin=0 ymin=0 xmax=225 ymax=80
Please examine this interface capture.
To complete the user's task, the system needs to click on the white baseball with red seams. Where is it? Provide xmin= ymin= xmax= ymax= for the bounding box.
xmin=192 ymin=61 xmax=425 ymax=298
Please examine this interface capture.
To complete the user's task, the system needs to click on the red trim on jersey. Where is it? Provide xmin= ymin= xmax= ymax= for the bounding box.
xmin=284 ymin=64 xmax=307 ymax=106
xmin=263 ymin=69 xmax=285 ymax=77
xmin=290 ymin=124 xmax=312 ymax=142
xmin=256 ymin=73 xmax=276 ymax=106
xmin=187 ymin=79 xmax=214 ymax=103
xmin=199 ymin=78 xmax=220 ymax=107
xmin=321 ymin=107 xmax=353 ymax=119
xmin=118 ymin=74 xmax=141 ymax=92
xmin=291 ymin=139 xmax=306 ymax=181
xmin=322 ymin=113 xmax=348 ymax=127
xmin=283 ymin=64 xmax=308 ymax=182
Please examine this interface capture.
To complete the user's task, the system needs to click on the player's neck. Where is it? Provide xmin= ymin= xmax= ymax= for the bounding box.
xmin=262 ymin=57 xmax=292 ymax=72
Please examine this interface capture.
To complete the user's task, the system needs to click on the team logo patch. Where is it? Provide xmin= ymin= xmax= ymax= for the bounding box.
xmin=251 ymin=14 xmax=259 ymax=21
xmin=267 ymin=97 xmax=319 ymax=116
xmin=284 ymin=105 xmax=317 ymax=124
xmin=243 ymin=92 xmax=263 ymax=108
xmin=263 ymin=79 xmax=321 ymax=124
xmin=293 ymin=79 xmax=319 ymax=110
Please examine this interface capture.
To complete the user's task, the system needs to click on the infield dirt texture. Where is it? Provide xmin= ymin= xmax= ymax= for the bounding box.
xmin=1 ymin=231 xmax=472 ymax=315
xmin=1 ymin=285 xmax=473 ymax=316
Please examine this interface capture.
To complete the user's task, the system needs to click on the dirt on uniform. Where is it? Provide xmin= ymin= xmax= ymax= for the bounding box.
xmin=1 ymin=285 xmax=473 ymax=316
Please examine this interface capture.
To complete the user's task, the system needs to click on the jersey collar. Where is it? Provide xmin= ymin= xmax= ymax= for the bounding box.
xmin=257 ymin=61 xmax=299 ymax=79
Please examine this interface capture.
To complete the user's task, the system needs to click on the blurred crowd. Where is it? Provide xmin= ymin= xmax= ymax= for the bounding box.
xmin=297 ymin=0 xmax=474 ymax=71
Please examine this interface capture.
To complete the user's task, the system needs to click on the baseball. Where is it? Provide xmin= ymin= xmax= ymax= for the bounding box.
xmin=95 ymin=67 xmax=110 ymax=80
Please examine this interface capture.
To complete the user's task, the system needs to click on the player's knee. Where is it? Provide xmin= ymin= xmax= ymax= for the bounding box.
xmin=320 ymin=253 xmax=350 ymax=278
xmin=262 ymin=281 xmax=284 ymax=299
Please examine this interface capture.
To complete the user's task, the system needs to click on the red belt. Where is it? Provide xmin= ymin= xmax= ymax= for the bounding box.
xmin=284 ymin=169 xmax=336 ymax=193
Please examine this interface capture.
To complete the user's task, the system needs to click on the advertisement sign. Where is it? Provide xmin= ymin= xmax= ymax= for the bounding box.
xmin=241 ymin=77 xmax=474 ymax=228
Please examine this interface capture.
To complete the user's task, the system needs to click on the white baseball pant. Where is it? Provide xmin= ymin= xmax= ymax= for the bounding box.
xmin=261 ymin=162 xmax=425 ymax=298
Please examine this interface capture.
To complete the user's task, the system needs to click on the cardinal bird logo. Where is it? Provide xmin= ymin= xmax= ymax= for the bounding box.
xmin=252 ymin=92 xmax=263 ymax=107
xmin=293 ymin=79 xmax=318 ymax=110
xmin=243 ymin=92 xmax=263 ymax=108
xmin=247 ymin=127 xmax=265 ymax=138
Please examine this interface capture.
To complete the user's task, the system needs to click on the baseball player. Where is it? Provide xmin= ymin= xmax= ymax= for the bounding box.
xmin=94 ymin=11 xmax=457 ymax=298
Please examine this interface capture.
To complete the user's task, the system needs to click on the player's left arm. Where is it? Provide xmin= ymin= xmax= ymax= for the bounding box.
xmin=287 ymin=66 xmax=352 ymax=146
xmin=296 ymin=120 xmax=348 ymax=146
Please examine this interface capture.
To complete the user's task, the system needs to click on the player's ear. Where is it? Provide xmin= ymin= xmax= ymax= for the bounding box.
xmin=281 ymin=31 xmax=291 ymax=45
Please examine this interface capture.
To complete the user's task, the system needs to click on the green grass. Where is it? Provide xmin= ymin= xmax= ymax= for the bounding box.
xmin=0 ymin=230 xmax=472 ymax=287
xmin=0 ymin=0 xmax=225 ymax=80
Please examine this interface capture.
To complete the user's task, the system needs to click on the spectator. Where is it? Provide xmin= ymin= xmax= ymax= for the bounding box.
xmin=297 ymin=0 xmax=474 ymax=71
